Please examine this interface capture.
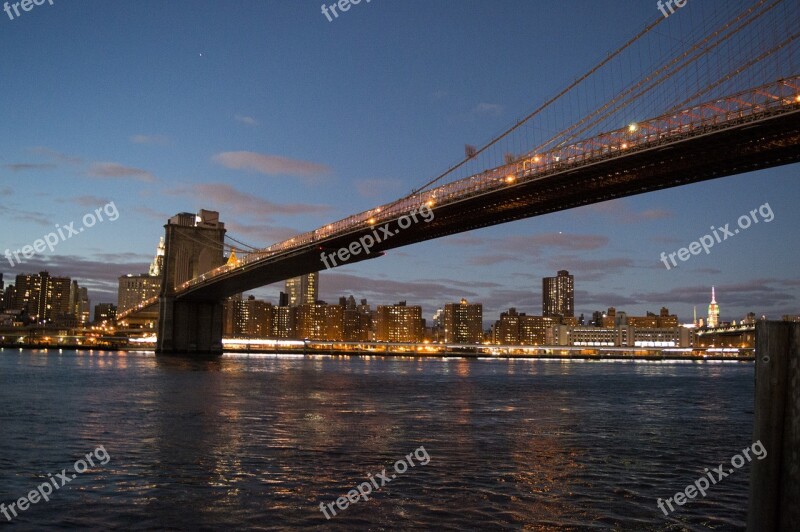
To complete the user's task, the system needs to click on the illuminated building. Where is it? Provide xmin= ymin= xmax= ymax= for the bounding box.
xmin=543 ymin=270 xmax=574 ymax=318
xmin=296 ymin=303 xmax=344 ymax=341
xmin=149 ymin=237 xmax=165 ymax=276
xmin=342 ymin=296 xmax=371 ymax=341
xmin=272 ymin=306 xmax=296 ymax=338
xmin=602 ymin=307 xmax=678 ymax=328
xmin=117 ymin=274 xmax=161 ymax=314
xmin=707 ymin=286 xmax=720 ymax=328
xmin=375 ymin=302 xmax=423 ymax=342
xmin=13 ymin=271 xmax=72 ymax=323
xmin=495 ymin=308 xmax=522 ymax=344
xmin=224 ymin=295 xmax=274 ymax=337
xmin=94 ymin=303 xmax=117 ymax=323
xmin=519 ymin=315 xmax=560 ymax=345
xmin=443 ymin=299 xmax=483 ymax=343
xmin=69 ymin=281 xmax=90 ymax=324
xmin=285 ymin=273 xmax=318 ymax=307
xmin=117 ymin=239 xmax=165 ymax=314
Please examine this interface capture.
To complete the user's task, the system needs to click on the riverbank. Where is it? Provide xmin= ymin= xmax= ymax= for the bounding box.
xmin=0 ymin=343 xmax=754 ymax=361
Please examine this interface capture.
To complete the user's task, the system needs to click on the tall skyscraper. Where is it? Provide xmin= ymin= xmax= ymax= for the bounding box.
xmin=285 ymin=272 xmax=318 ymax=307
xmin=707 ymin=286 xmax=720 ymax=328
xmin=149 ymin=237 xmax=165 ymax=276
xmin=543 ymin=270 xmax=574 ymax=318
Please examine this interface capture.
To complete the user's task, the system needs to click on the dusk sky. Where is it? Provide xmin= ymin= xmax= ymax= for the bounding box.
xmin=1 ymin=0 xmax=798 ymax=325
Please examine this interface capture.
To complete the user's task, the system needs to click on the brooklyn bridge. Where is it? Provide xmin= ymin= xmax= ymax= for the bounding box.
xmin=115 ymin=0 xmax=800 ymax=354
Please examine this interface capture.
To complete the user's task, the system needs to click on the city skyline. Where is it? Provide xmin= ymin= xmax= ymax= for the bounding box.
xmin=0 ymin=263 xmax=767 ymax=330
xmin=0 ymin=1 xmax=798 ymax=325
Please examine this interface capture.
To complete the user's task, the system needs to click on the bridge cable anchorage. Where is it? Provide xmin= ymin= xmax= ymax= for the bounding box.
xmin=400 ymin=13 xmax=668 ymax=199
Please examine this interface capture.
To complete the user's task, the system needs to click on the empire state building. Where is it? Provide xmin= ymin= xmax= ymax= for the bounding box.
xmin=707 ymin=286 xmax=720 ymax=328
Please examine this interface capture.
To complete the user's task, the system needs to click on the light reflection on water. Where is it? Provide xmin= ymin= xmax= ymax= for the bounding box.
xmin=0 ymin=349 xmax=753 ymax=530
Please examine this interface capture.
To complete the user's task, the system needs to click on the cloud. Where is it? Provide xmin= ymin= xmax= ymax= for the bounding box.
xmin=542 ymin=256 xmax=636 ymax=282
xmin=167 ymin=183 xmax=330 ymax=218
xmin=321 ymin=272 xmax=479 ymax=305
xmin=88 ymin=162 xmax=156 ymax=182
xmin=29 ymin=147 xmax=82 ymax=165
xmin=443 ymin=235 xmax=485 ymax=246
xmin=0 ymin=203 xmax=55 ymax=226
xmin=651 ymin=235 xmax=682 ymax=244
xmin=0 ymin=187 xmax=12 ymax=196
xmin=3 ymin=163 xmax=57 ymax=172
xmin=472 ymin=103 xmax=504 ymax=116
xmin=212 ymin=151 xmax=329 ymax=178
xmin=582 ymin=199 xmax=672 ymax=224
xmin=498 ymin=233 xmax=609 ymax=253
xmin=355 ymin=178 xmax=403 ymax=199
xmin=133 ymin=206 xmax=171 ymax=221
xmin=235 ymin=115 xmax=259 ymax=126
xmin=691 ymin=267 xmax=723 ymax=275
xmin=468 ymin=254 xmax=519 ymax=266
xmin=575 ymin=290 xmax=641 ymax=308
xmin=65 ymin=195 xmax=112 ymax=208
xmin=130 ymin=134 xmax=170 ymax=145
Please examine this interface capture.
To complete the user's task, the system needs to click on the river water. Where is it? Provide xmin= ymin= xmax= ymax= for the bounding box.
xmin=0 ymin=349 xmax=755 ymax=530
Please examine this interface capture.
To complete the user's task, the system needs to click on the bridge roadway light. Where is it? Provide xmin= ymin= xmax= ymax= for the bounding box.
xmin=504 ymin=175 xmax=516 ymax=184
xmin=628 ymin=123 xmax=638 ymax=133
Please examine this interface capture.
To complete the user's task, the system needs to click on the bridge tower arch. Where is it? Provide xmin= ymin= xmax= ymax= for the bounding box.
xmin=156 ymin=210 xmax=227 ymax=355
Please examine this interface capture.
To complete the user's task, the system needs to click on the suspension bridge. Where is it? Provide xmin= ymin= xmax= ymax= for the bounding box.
xmin=113 ymin=0 xmax=800 ymax=354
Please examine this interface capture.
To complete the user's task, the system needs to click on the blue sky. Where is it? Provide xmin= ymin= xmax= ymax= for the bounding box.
xmin=0 ymin=0 xmax=798 ymax=325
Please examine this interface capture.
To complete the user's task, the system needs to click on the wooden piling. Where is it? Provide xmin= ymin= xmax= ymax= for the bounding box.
xmin=747 ymin=321 xmax=800 ymax=531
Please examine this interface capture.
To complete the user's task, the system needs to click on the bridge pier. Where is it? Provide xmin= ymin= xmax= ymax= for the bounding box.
xmin=156 ymin=296 xmax=224 ymax=355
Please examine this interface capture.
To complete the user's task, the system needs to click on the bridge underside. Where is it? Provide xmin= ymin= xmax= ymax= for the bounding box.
xmin=178 ymin=109 xmax=800 ymax=302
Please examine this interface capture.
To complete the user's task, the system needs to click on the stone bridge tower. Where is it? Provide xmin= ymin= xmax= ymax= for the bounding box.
xmin=156 ymin=210 xmax=227 ymax=355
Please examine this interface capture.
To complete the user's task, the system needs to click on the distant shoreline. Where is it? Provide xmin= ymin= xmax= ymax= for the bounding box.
xmin=0 ymin=343 xmax=754 ymax=362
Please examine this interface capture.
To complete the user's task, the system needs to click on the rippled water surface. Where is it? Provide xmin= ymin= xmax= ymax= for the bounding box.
xmin=0 ymin=350 xmax=755 ymax=530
